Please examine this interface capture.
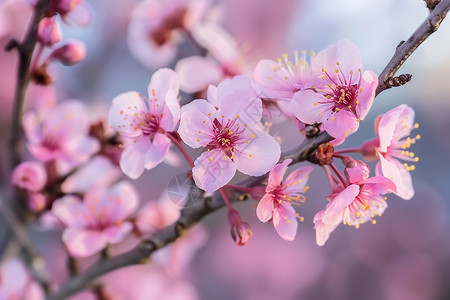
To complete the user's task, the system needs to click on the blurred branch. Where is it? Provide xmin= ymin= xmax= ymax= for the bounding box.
xmin=46 ymin=132 xmax=332 ymax=300
xmin=7 ymin=0 xmax=50 ymax=167
xmin=376 ymin=0 xmax=450 ymax=95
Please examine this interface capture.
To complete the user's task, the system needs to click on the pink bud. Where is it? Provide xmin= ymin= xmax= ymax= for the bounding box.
xmin=11 ymin=161 xmax=47 ymax=192
xmin=228 ymin=210 xmax=252 ymax=246
xmin=344 ymin=159 xmax=370 ymax=184
xmin=28 ymin=193 xmax=47 ymax=212
xmin=51 ymin=40 xmax=86 ymax=65
xmin=37 ymin=16 xmax=62 ymax=46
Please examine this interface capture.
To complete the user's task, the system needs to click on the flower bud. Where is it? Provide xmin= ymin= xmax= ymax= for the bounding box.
xmin=315 ymin=142 xmax=334 ymax=165
xmin=28 ymin=193 xmax=47 ymax=212
xmin=37 ymin=16 xmax=62 ymax=46
xmin=228 ymin=209 xmax=252 ymax=246
xmin=11 ymin=161 xmax=47 ymax=192
xmin=344 ymin=159 xmax=370 ymax=183
xmin=51 ymin=40 xmax=86 ymax=65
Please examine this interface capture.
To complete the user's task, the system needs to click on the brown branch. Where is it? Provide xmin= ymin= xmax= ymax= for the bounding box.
xmin=46 ymin=2 xmax=450 ymax=298
xmin=7 ymin=0 xmax=51 ymax=167
xmin=376 ymin=0 xmax=450 ymax=95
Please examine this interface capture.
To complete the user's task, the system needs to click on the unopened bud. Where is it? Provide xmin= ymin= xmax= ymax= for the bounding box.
xmin=12 ymin=161 xmax=47 ymax=192
xmin=344 ymin=159 xmax=369 ymax=183
xmin=228 ymin=209 xmax=252 ymax=246
xmin=38 ymin=16 xmax=62 ymax=46
xmin=28 ymin=193 xmax=47 ymax=212
xmin=51 ymin=40 xmax=86 ymax=66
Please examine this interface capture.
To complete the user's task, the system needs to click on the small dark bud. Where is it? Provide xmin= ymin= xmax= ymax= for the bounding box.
xmin=315 ymin=143 xmax=334 ymax=166
xmin=425 ymin=0 xmax=440 ymax=11
xmin=31 ymin=65 xmax=53 ymax=86
xmin=305 ymin=123 xmax=321 ymax=138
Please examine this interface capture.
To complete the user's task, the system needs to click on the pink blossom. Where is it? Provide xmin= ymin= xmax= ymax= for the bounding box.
xmin=11 ymin=161 xmax=47 ymax=192
xmin=178 ymin=75 xmax=281 ymax=192
xmin=109 ymin=68 xmax=181 ymax=179
xmin=228 ymin=209 xmax=252 ymax=246
xmin=37 ymin=16 xmax=62 ymax=46
xmin=253 ymin=51 xmax=312 ymax=117
xmin=362 ymin=104 xmax=419 ymax=200
xmin=256 ymin=159 xmax=313 ymax=241
xmin=52 ymin=181 xmax=139 ymax=257
xmin=61 ymin=155 xmax=121 ymax=193
xmin=314 ymin=176 xmax=396 ymax=246
xmin=128 ymin=0 xmax=210 ymax=69
xmin=343 ymin=158 xmax=370 ymax=184
xmin=291 ymin=40 xmax=378 ymax=138
xmin=22 ymin=100 xmax=100 ymax=174
xmin=136 ymin=198 xmax=207 ymax=276
xmin=176 ymin=23 xmax=245 ymax=93
xmin=50 ymin=39 xmax=86 ymax=66
xmin=0 ymin=258 xmax=45 ymax=300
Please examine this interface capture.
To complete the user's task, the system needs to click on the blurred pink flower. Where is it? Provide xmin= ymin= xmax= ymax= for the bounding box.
xmin=362 ymin=104 xmax=419 ymax=200
xmin=291 ymin=39 xmax=378 ymax=139
xmin=101 ymin=264 xmax=199 ymax=300
xmin=253 ymin=51 xmax=311 ymax=117
xmin=178 ymin=75 xmax=281 ymax=192
xmin=314 ymin=176 xmax=396 ymax=246
xmin=109 ymin=68 xmax=181 ymax=179
xmin=128 ymin=0 xmax=210 ymax=69
xmin=37 ymin=16 xmax=62 ymax=46
xmin=11 ymin=161 xmax=47 ymax=192
xmin=27 ymin=192 xmax=48 ymax=212
xmin=23 ymin=100 xmax=100 ymax=174
xmin=0 ymin=258 xmax=45 ymax=300
xmin=256 ymin=159 xmax=313 ymax=241
xmin=50 ymin=39 xmax=86 ymax=66
xmin=60 ymin=155 xmax=121 ymax=193
xmin=52 ymin=181 xmax=139 ymax=257
xmin=136 ymin=198 xmax=207 ymax=276
xmin=176 ymin=23 xmax=246 ymax=93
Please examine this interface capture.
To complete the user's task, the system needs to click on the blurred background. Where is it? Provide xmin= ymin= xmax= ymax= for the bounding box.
xmin=1 ymin=0 xmax=450 ymax=299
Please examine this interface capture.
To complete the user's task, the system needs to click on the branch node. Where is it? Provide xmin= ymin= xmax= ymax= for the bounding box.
xmin=396 ymin=40 xmax=405 ymax=49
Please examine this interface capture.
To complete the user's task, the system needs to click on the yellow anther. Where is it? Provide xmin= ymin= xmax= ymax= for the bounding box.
xmin=249 ymin=154 xmax=253 ymax=158
xmin=209 ymin=157 xmax=213 ymax=162
xmin=372 ymin=220 xmax=376 ymax=224
xmin=414 ymin=123 xmax=419 ymax=129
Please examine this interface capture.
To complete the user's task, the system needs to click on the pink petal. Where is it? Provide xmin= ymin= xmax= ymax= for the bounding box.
xmin=323 ymin=184 xmax=360 ymax=220
xmin=109 ymin=91 xmax=147 ymax=137
xmin=282 ymin=165 xmax=314 ymax=193
xmin=323 ymin=39 xmax=362 ymax=80
xmin=216 ymin=75 xmax=263 ymax=127
xmin=119 ymin=137 xmax=149 ymax=179
xmin=324 ymin=109 xmax=359 ymax=139
xmin=314 ymin=210 xmax=341 ymax=246
xmin=102 ymin=222 xmax=133 ymax=244
xmin=272 ymin=203 xmax=298 ymax=241
xmin=355 ymin=70 xmax=377 ymax=120
xmin=104 ymin=181 xmax=140 ymax=222
xmin=64 ymin=1 xmax=92 ymax=26
xmin=192 ymin=149 xmax=237 ymax=192
xmin=176 ymin=56 xmax=223 ymax=93
xmin=376 ymin=156 xmax=412 ymax=199
xmin=233 ymin=128 xmax=280 ymax=176
xmin=22 ymin=111 xmax=42 ymax=144
xmin=291 ymin=90 xmax=333 ymax=124
xmin=267 ymin=159 xmax=291 ymax=189
xmin=52 ymin=195 xmax=88 ymax=227
xmin=147 ymin=68 xmax=180 ymax=108
xmin=62 ymin=228 xmax=106 ymax=257
xmin=362 ymin=174 xmax=397 ymax=195
xmin=256 ymin=194 xmax=274 ymax=222
xmin=144 ymin=133 xmax=171 ymax=170
xmin=159 ymin=89 xmax=181 ymax=131
xmin=206 ymin=84 xmax=219 ymax=107
xmin=192 ymin=23 xmax=238 ymax=63
xmin=178 ymin=100 xmax=218 ymax=148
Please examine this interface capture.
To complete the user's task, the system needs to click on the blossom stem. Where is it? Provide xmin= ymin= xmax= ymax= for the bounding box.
xmin=31 ymin=42 xmax=44 ymax=71
xmin=166 ymin=132 xmax=195 ymax=168
xmin=322 ymin=166 xmax=335 ymax=190
xmin=330 ymin=163 xmax=348 ymax=186
xmin=334 ymin=148 xmax=361 ymax=154
xmin=219 ymin=188 xmax=234 ymax=211
xmin=225 ymin=184 xmax=254 ymax=194
xmin=332 ymin=154 xmax=346 ymax=160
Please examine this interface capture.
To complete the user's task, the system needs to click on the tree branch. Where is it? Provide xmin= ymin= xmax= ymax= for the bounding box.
xmin=7 ymin=0 xmax=50 ymax=167
xmin=47 ymin=2 xmax=450 ymax=298
xmin=376 ymin=0 xmax=450 ymax=95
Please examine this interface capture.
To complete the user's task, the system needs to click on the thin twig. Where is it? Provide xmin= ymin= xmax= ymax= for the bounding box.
xmin=47 ymin=2 xmax=450 ymax=298
xmin=7 ymin=0 xmax=51 ymax=167
xmin=376 ymin=0 xmax=450 ymax=95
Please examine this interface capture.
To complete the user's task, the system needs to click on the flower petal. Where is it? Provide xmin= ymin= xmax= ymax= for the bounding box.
xmin=176 ymin=56 xmax=223 ymax=93
xmin=109 ymin=91 xmax=147 ymax=137
xmin=324 ymin=109 xmax=359 ymax=139
xmin=119 ymin=137 xmax=149 ymax=179
xmin=52 ymin=195 xmax=88 ymax=227
xmin=192 ymin=149 xmax=236 ymax=192
xmin=323 ymin=184 xmax=360 ymax=221
xmin=256 ymin=194 xmax=274 ymax=222
xmin=102 ymin=222 xmax=133 ymax=244
xmin=272 ymin=203 xmax=298 ymax=241
xmin=291 ymin=90 xmax=333 ymax=124
xmin=267 ymin=159 xmax=291 ymax=190
xmin=62 ymin=228 xmax=106 ymax=257
xmin=144 ymin=133 xmax=171 ymax=170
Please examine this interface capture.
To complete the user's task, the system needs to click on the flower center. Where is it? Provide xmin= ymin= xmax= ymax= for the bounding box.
xmin=208 ymin=118 xmax=244 ymax=158
xmin=150 ymin=8 xmax=187 ymax=46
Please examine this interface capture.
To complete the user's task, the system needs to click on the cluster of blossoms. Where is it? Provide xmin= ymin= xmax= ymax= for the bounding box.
xmin=3 ymin=0 xmax=423 ymax=298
